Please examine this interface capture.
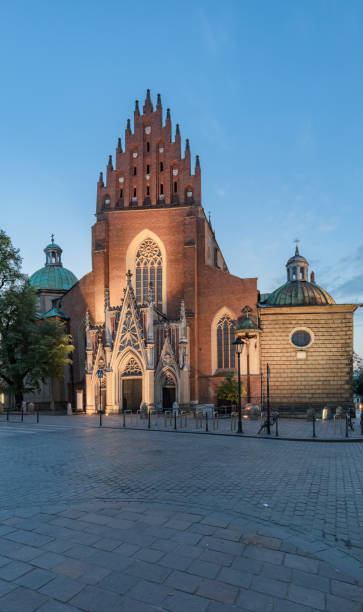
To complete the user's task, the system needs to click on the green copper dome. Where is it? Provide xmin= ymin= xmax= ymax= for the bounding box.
xmin=264 ymin=281 xmax=335 ymax=307
xmin=29 ymin=236 xmax=77 ymax=291
xmin=236 ymin=313 xmax=260 ymax=331
xmin=30 ymin=266 xmax=77 ymax=291
xmin=44 ymin=242 xmax=62 ymax=250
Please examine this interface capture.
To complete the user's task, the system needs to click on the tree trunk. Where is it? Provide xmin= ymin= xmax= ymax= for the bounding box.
xmin=15 ymin=390 xmax=23 ymax=409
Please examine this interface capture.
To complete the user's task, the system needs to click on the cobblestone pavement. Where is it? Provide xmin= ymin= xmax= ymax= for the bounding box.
xmin=0 ymin=420 xmax=362 ymax=610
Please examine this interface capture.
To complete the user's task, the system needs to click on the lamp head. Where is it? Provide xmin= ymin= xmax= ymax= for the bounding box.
xmin=232 ymin=336 xmax=245 ymax=355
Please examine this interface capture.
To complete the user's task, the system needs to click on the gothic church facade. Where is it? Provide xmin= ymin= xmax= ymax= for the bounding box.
xmin=62 ymin=91 xmax=260 ymax=413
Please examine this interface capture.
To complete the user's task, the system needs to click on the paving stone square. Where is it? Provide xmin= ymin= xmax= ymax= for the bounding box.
xmin=0 ymin=419 xmax=361 ymax=610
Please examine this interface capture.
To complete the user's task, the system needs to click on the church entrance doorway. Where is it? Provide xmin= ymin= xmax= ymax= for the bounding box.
xmin=162 ymin=386 xmax=176 ymax=409
xmin=122 ymin=378 xmax=142 ymax=412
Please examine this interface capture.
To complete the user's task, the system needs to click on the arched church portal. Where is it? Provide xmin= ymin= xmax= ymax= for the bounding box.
xmin=120 ymin=356 xmax=143 ymax=412
xmin=160 ymin=370 xmax=177 ymax=410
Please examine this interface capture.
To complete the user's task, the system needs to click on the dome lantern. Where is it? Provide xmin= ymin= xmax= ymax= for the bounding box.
xmin=44 ymin=234 xmax=63 ymax=267
xmin=286 ymin=245 xmax=309 ymax=282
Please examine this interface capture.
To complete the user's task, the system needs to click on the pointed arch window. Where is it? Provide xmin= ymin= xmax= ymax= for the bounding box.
xmin=135 ymin=238 xmax=163 ymax=307
xmin=216 ymin=314 xmax=235 ymax=369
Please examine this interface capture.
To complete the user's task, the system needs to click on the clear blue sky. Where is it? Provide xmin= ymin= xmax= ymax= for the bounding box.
xmin=1 ymin=0 xmax=363 ymax=354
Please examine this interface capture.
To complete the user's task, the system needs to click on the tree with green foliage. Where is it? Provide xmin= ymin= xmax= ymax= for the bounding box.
xmin=0 ymin=281 xmax=74 ymax=404
xmin=354 ymin=370 xmax=363 ymax=397
xmin=0 ymin=229 xmax=74 ymax=405
xmin=216 ymin=373 xmax=244 ymax=408
xmin=0 ymin=229 xmax=23 ymax=291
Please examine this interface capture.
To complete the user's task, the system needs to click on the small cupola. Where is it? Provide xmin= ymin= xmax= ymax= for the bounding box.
xmin=44 ymin=234 xmax=63 ymax=267
xmin=236 ymin=306 xmax=261 ymax=338
xmin=286 ymin=245 xmax=309 ymax=281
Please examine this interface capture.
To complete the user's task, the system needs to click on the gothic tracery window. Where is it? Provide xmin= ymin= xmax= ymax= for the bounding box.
xmin=135 ymin=238 xmax=163 ymax=307
xmin=121 ymin=357 xmax=142 ymax=377
xmin=216 ymin=314 xmax=235 ymax=369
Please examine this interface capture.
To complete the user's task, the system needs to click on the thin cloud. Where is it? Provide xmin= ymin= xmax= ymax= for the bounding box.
xmin=319 ymin=225 xmax=335 ymax=232
xmin=199 ymin=10 xmax=218 ymax=55
xmin=333 ymin=274 xmax=363 ymax=300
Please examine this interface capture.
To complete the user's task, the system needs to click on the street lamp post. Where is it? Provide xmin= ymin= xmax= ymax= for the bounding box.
xmin=266 ymin=363 xmax=271 ymax=435
xmin=232 ymin=337 xmax=245 ymax=434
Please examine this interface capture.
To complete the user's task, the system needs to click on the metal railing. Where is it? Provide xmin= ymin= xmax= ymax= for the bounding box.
xmin=0 ymin=405 xmax=40 ymax=424
xmin=95 ymin=404 xmax=362 ymax=440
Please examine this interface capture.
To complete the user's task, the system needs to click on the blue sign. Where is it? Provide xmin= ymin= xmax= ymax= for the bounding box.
xmin=97 ymin=369 xmax=104 ymax=379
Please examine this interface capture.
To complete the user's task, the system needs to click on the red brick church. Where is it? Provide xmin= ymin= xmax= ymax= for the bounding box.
xmin=29 ymin=90 xmax=354 ymax=414
xmin=61 ymin=90 xmax=260 ymax=412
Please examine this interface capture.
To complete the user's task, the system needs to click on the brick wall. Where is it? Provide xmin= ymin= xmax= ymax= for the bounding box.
xmin=259 ymin=305 xmax=356 ymax=408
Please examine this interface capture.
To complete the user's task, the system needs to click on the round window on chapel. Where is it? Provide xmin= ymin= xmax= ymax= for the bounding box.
xmin=291 ymin=330 xmax=311 ymax=348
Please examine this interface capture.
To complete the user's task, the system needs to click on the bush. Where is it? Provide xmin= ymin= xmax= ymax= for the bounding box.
xmin=216 ymin=374 xmax=244 ymax=408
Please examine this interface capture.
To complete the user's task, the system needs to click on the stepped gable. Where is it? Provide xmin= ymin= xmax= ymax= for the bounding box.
xmin=96 ymin=89 xmax=201 ymax=212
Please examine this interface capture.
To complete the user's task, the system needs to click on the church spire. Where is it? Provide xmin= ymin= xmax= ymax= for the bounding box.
xmin=126 ymin=269 xmax=133 ymax=286
xmin=104 ymin=286 xmax=110 ymax=310
xmin=143 ymin=88 xmax=153 ymax=113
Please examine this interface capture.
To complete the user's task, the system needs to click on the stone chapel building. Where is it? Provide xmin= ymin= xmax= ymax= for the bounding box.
xmin=27 ymin=239 xmax=77 ymax=408
xmin=259 ymin=248 xmax=357 ymax=410
xmin=33 ymin=90 xmax=355 ymax=413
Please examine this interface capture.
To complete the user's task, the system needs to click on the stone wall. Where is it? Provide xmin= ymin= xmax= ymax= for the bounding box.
xmin=259 ymin=304 xmax=356 ymax=409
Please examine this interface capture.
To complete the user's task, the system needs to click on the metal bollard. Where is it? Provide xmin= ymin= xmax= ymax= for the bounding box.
xmin=123 ymin=410 xmax=126 ymax=428
xmin=205 ymin=412 xmax=209 ymax=432
xmin=148 ymin=410 xmax=151 ymax=429
xmin=36 ymin=408 xmax=39 ymax=424
xmin=99 ymin=408 xmax=102 ymax=427
xmin=6 ymin=407 xmax=9 ymax=421
xmin=174 ymin=412 xmax=177 ymax=430
xmin=21 ymin=405 xmax=24 ymax=422
xmin=345 ymin=412 xmax=349 ymax=438
xmin=312 ymin=414 xmax=316 ymax=438
xmin=275 ymin=417 xmax=279 ymax=437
